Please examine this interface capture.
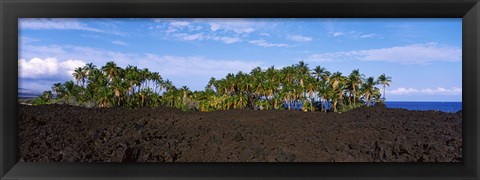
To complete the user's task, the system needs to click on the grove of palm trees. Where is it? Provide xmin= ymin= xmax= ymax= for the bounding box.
xmin=34 ymin=60 xmax=392 ymax=113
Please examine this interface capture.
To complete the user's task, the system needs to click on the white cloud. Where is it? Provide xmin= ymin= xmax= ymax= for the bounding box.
xmin=329 ymin=31 xmax=381 ymax=39
xmin=288 ymin=35 xmax=312 ymax=42
xmin=305 ymin=52 xmax=344 ymax=63
xmin=157 ymin=21 xmax=243 ymax=44
xmin=153 ymin=18 xmax=274 ymax=45
xmin=176 ymin=33 xmax=205 ymax=41
xmin=189 ymin=26 xmax=203 ymax=31
xmin=260 ymin=33 xmax=271 ymax=36
xmin=249 ymin=40 xmax=289 ymax=47
xmin=153 ymin=18 xmax=164 ymax=23
xmin=206 ymin=19 xmax=255 ymax=34
xmin=348 ymin=31 xmax=381 ymax=38
xmin=211 ymin=36 xmax=242 ymax=44
xmin=171 ymin=32 xmax=242 ymax=44
xmin=165 ymin=28 xmax=177 ymax=33
xmin=59 ymin=59 xmax=87 ymax=77
xmin=210 ymin=23 xmax=221 ymax=31
xmin=389 ymin=87 xmax=462 ymax=96
xmin=359 ymin=33 xmax=381 ymax=38
xmin=20 ymin=18 xmax=101 ymax=32
xmin=306 ymin=43 xmax=461 ymax=64
xmin=20 ymin=37 xmax=41 ymax=44
xmin=235 ymin=27 xmax=254 ymax=33
xmin=170 ymin=21 xmax=190 ymax=27
xmin=330 ymin=32 xmax=344 ymax=37
xmin=19 ymin=57 xmax=85 ymax=80
xmin=20 ymin=44 xmax=136 ymax=67
xmin=19 ymin=18 xmax=126 ymax=36
xmin=158 ymin=19 xmax=257 ymax=34
xmin=19 ymin=58 xmax=58 ymax=78
xmin=112 ymin=40 xmax=128 ymax=46
xmin=164 ymin=21 xmax=195 ymax=33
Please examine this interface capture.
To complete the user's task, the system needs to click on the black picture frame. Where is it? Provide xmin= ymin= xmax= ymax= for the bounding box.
xmin=1 ymin=0 xmax=479 ymax=179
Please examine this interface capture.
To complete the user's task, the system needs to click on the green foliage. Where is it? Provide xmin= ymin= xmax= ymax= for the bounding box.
xmin=32 ymin=91 xmax=53 ymax=105
xmin=44 ymin=61 xmax=391 ymax=113
xmin=338 ymin=102 xmax=364 ymax=113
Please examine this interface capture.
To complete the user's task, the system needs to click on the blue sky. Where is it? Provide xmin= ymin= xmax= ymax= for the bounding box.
xmin=18 ymin=18 xmax=462 ymax=102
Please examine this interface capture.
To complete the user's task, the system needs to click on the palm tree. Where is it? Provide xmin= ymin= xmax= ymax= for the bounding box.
xmin=348 ymin=69 xmax=364 ymax=105
xmin=84 ymin=63 xmax=97 ymax=75
xmin=329 ymin=72 xmax=346 ymax=111
xmin=96 ymin=86 xmax=112 ymax=107
xmin=321 ymin=71 xmax=331 ymax=82
xmin=63 ymin=81 xmax=76 ymax=104
xmin=317 ymin=80 xmax=330 ymax=112
xmin=151 ymin=72 xmax=162 ymax=94
xmin=140 ymin=68 xmax=151 ymax=90
xmin=42 ymin=91 xmax=53 ymax=100
xmin=87 ymin=68 xmax=102 ymax=85
xmin=312 ymin=65 xmax=326 ymax=82
xmin=111 ymin=77 xmax=125 ymax=107
xmin=361 ymin=77 xmax=380 ymax=106
xmin=124 ymin=65 xmax=139 ymax=97
xmin=296 ymin=61 xmax=309 ymax=87
xmin=51 ymin=83 xmax=64 ymax=98
xmin=330 ymin=72 xmax=344 ymax=90
xmin=101 ymin=61 xmax=121 ymax=81
xmin=305 ymin=76 xmax=316 ymax=111
xmin=139 ymin=88 xmax=154 ymax=107
xmin=225 ymin=73 xmax=236 ymax=95
xmin=72 ymin=67 xmax=87 ymax=88
xmin=272 ymin=91 xmax=284 ymax=110
xmin=180 ymin=86 xmax=191 ymax=107
xmin=377 ymin=73 xmax=392 ymax=101
xmin=164 ymin=79 xmax=173 ymax=93
xmin=207 ymin=77 xmax=216 ymax=91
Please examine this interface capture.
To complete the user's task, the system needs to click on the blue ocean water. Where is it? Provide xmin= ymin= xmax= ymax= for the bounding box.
xmin=386 ymin=101 xmax=462 ymax=113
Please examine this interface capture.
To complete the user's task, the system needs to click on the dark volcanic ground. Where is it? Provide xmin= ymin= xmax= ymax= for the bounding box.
xmin=18 ymin=104 xmax=462 ymax=162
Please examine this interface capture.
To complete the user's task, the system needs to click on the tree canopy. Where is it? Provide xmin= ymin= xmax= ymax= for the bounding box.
xmin=34 ymin=61 xmax=391 ymax=113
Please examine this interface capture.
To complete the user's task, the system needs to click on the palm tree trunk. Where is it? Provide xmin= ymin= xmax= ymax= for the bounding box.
xmin=286 ymin=97 xmax=291 ymax=110
xmin=353 ymin=86 xmax=356 ymax=105
xmin=366 ymin=94 xmax=370 ymax=106
xmin=310 ymin=98 xmax=313 ymax=112
xmin=333 ymin=101 xmax=337 ymax=112
xmin=383 ymin=84 xmax=386 ymax=100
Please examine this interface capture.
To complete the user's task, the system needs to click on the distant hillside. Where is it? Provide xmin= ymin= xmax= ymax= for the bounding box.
xmin=18 ymin=88 xmax=41 ymax=98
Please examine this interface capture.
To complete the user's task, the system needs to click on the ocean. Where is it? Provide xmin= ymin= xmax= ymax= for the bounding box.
xmin=386 ymin=101 xmax=462 ymax=113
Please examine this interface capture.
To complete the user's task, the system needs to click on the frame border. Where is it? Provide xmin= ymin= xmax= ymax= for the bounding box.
xmin=1 ymin=0 xmax=479 ymax=179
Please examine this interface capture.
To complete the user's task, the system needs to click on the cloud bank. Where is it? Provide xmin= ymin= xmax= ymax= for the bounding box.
xmin=389 ymin=87 xmax=462 ymax=96
xmin=306 ymin=43 xmax=461 ymax=64
xmin=19 ymin=57 xmax=86 ymax=80
xmin=152 ymin=19 xmax=291 ymax=47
